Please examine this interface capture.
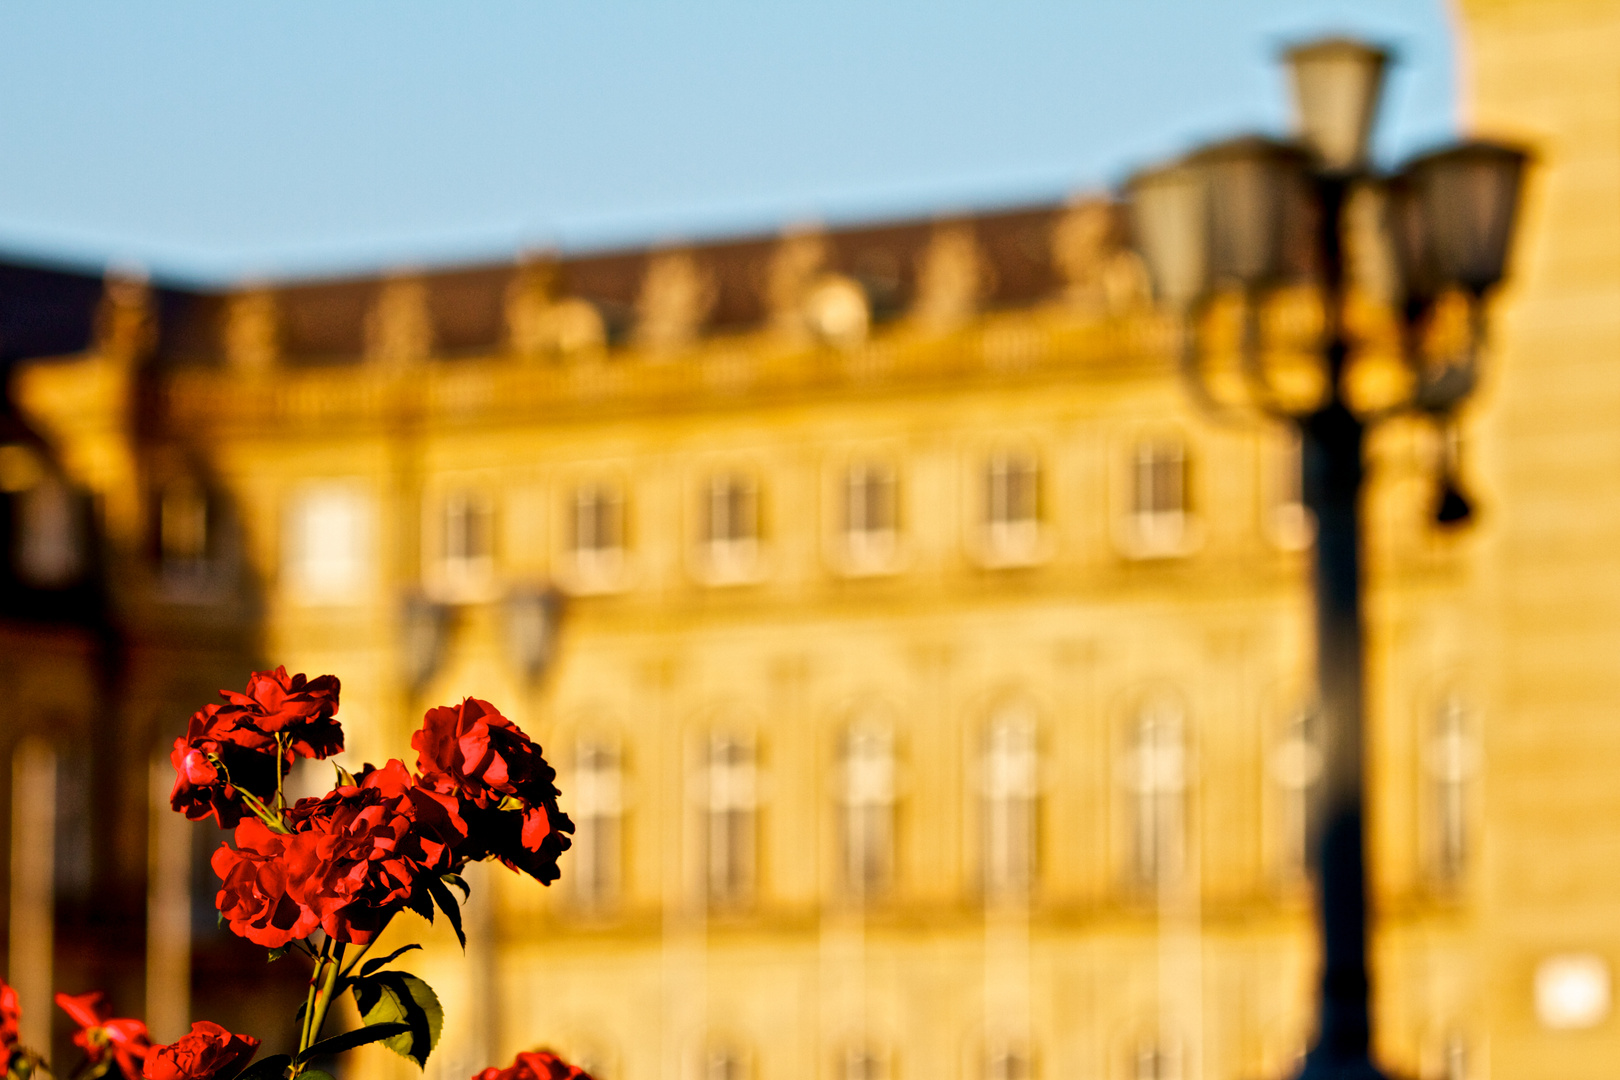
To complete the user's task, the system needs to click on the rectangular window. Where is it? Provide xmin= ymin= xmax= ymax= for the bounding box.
xmin=566 ymin=483 xmax=627 ymax=592
xmin=699 ymin=474 xmax=761 ymax=583
xmin=1126 ymin=701 xmax=1186 ymax=891
xmin=982 ymin=704 xmax=1038 ymax=902
xmin=571 ymin=741 xmax=623 ymax=911
xmin=702 ymin=734 xmax=757 ymax=909
xmin=1127 ymin=438 xmax=1191 ymax=557
xmin=839 ymin=722 xmax=896 ymax=901
xmin=983 ymin=452 xmax=1041 ymax=565
xmin=285 ymin=483 xmax=373 ymax=603
xmin=840 ymin=463 xmax=899 ymax=573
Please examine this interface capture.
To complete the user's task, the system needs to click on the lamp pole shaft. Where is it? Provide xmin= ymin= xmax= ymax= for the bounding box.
xmin=1298 ymin=176 xmax=1383 ymax=1080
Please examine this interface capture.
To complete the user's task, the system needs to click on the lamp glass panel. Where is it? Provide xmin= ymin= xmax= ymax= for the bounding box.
xmin=1196 ymin=139 xmax=1313 ymax=288
xmin=1413 ymin=143 xmax=1527 ymax=294
xmin=1127 ymin=165 xmax=1208 ymax=308
xmin=1287 ymin=39 xmax=1388 ymax=171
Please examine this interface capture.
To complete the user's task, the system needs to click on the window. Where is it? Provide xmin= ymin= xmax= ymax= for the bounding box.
xmin=284 ymin=483 xmax=373 ymax=602
xmin=984 ymin=1043 xmax=1033 ymax=1080
xmin=157 ymin=478 xmax=224 ymax=598
xmin=15 ymin=474 xmax=84 ymax=588
xmin=1131 ymin=1039 xmax=1181 ymax=1080
xmin=839 ymin=720 xmax=896 ymax=901
xmin=701 ymin=734 xmax=757 ymax=909
xmin=982 ymin=703 xmax=1038 ymax=902
xmin=839 ymin=462 xmax=900 ymax=574
xmin=1426 ymin=696 xmax=1478 ymax=889
xmin=1265 ymin=431 xmax=1313 ymax=551
xmin=159 ymin=480 xmax=209 ymax=569
xmin=432 ymin=489 xmax=496 ymax=600
xmin=566 ymin=482 xmax=627 ymax=592
xmin=1269 ymin=707 xmax=1320 ymax=882
xmin=837 ymin=1044 xmax=890 ymax=1080
xmin=1125 ymin=437 xmax=1193 ymax=558
xmin=698 ymin=473 xmax=761 ymax=583
xmin=700 ymin=1045 xmax=749 ymax=1080
xmin=982 ymin=452 xmax=1041 ymax=565
xmin=571 ymin=741 xmax=623 ymax=911
xmin=1125 ymin=700 xmax=1186 ymax=891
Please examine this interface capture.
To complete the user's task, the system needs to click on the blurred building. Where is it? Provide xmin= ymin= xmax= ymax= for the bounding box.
xmin=0 ymin=2 xmax=1615 ymax=1079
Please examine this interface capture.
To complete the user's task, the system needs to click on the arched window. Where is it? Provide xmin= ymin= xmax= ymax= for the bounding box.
xmin=838 ymin=719 xmax=896 ymax=901
xmin=1270 ymin=706 xmax=1320 ymax=883
xmin=571 ymin=739 xmax=624 ymax=911
xmin=1426 ymin=696 xmax=1478 ymax=889
xmin=1124 ymin=699 xmax=1187 ymax=891
xmin=982 ymin=702 xmax=1038 ymax=901
xmin=701 ymin=733 xmax=757 ymax=909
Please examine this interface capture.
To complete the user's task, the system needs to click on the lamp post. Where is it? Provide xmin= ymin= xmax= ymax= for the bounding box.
xmin=1125 ymin=39 xmax=1527 ymax=1080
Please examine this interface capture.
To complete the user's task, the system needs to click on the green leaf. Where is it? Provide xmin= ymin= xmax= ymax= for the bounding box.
xmin=296 ymin=1022 xmax=411 ymax=1063
xmin=360 ymin=944 xmax=423 ymax=978
xmin=298 ymin=1071 xmax=335 ymax=1080
xmin=230 ymin=1054 xmax=291 ymax=1080
xmin=267 ymin=946 xmax=288 ymax=963
xmin=332 ymin=762 xmax=356 ymax=788
xmin=440 ymin=873 xmax=470 ymax=901
xmin=352 ymin=972 xmax=442 ymax=1069
xmin=424 ymin=875 xmax=465 ymax=950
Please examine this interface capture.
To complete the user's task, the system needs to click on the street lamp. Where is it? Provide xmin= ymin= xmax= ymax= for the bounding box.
xmin=1125 ymin=38 xmax=1528 ymax=1080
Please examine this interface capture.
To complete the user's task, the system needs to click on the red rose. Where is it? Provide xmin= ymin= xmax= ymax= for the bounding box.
xmin=211 ymin=820 xmax=322 ymax=948
xmin=142 ymin=1022 xmax=259 ymax=1080
xmin=280 ymin=760 xmax=467 ymax=944
xmin=473 ymin=1050 xmax=592 ymax=1080
xmin=412 ymin=699 xmax=573 ymax=883
xmin=413 ymin=699 xmax=558 ymax=809
xmin=0 ymin=980 xmax=19 ymax=1074
xmin=170 ymin=704 xmax=282 ymax=828
xmin=464 ymin=802 xmax=573 ymax=886
xmin=218 ymin=667 xmax=343 ymax=760
xmin=55 ymin=992 xmax=152 ymax=1080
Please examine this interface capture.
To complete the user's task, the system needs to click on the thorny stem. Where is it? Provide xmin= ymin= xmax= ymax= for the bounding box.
xmin=299 ymin=940 xmax=347 ymax=1072
xmin=274 ymin=733 xmax=289 ymax=813
xmin=296 ymin=936 xmax=328 ymax=1065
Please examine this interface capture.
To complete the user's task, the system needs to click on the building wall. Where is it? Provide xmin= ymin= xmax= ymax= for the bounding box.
xmin=1463 ymin=1 xmax=1620 ymax=1077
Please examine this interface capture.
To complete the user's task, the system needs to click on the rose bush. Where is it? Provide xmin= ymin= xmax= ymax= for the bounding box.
xmin=0 ymin=668 xmax=588 ymax=1080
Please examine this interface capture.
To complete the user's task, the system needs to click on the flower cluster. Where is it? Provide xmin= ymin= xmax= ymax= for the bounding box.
xmin=169 ymin=667 xmax=342 ymax=829
xmin=0 ymin=666 xmax=591 ymax=1080
xmin=198 ymin=676 xmax=572 ymax=949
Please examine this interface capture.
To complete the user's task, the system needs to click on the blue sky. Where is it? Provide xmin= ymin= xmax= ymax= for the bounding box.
xmin=0 ymin=1 xmax=1456 ymax=285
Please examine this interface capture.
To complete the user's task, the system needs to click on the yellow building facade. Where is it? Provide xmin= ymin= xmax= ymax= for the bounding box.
xmin=8 ymin=4 xmax=1619 ymax=1078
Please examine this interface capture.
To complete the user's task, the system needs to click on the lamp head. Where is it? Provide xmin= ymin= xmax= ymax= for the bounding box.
xmin=1396 ymin=140 xmax=1530 ymax=297
xmin=1284 ymin=37 xmax=1391 ymax=173
xmin=1186 ymin=136 xmax=1317 ymax=290
xmin=1124 ymin=160 xmax=1210 ymax=310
